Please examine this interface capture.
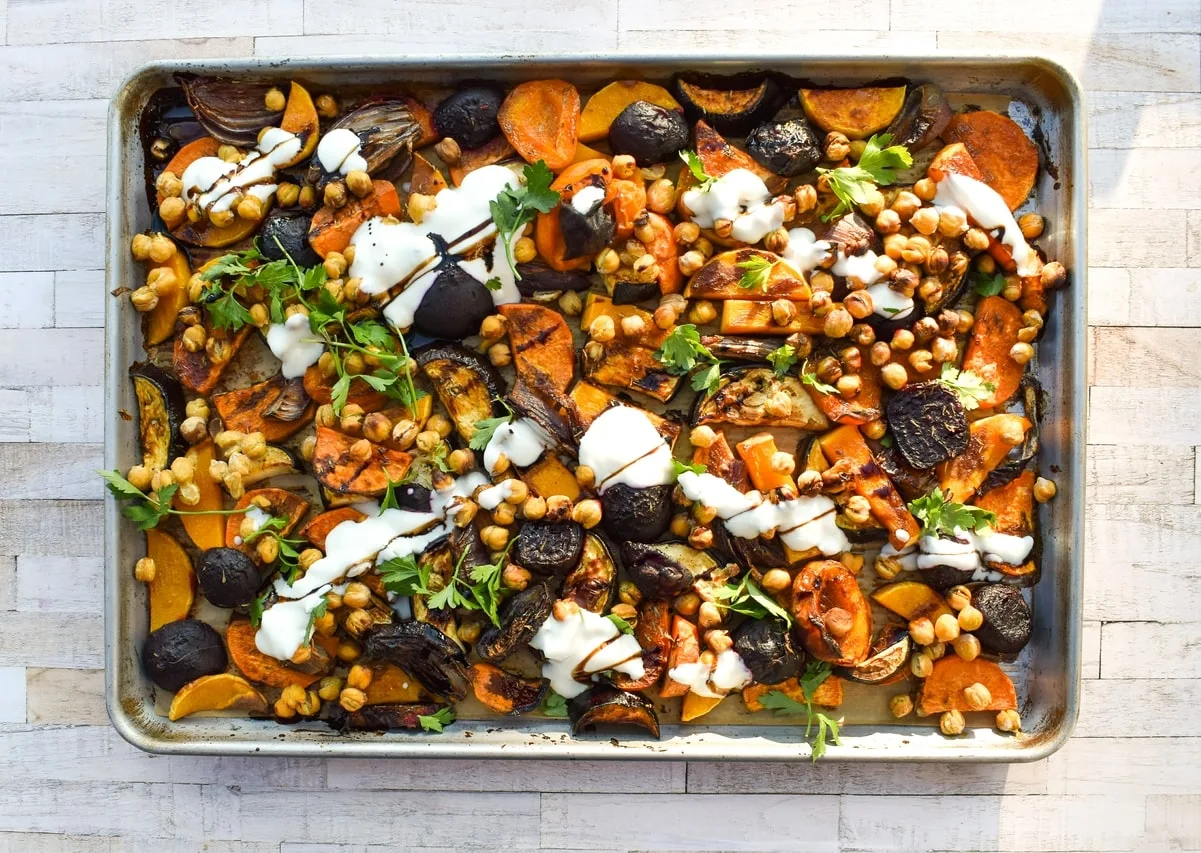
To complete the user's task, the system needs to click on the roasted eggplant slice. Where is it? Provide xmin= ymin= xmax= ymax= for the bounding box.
xmin=468 ymin=662 xmax=548 ymax=714
xmin=561 ymin=534 xmax=618 ymax=613
xmin=841 ymin=626 xmax=911 ymax=685
xmin=875 ymin=443 xmax=940 ymax=502
xmin=971 ymin=584 xmax=1033 ymax=655
xmin=607 ymin=100 xmax=689 ymax=166
xmin=672 ymin=71 xmax=785 ymax=136
xmin=692 ymin=366 xmax=829 ymax=430
xmin=601 ymin=483 xmax=673 ymax=544
xmin=130 ymin=363 xmax=187 ymax=471
xmin=512 ymin=521 xmax=585 ymax=577
xmin=581 ymin=337 xmax=682 ymax=403
xmin=176 ymin=74 xmax=283 ymax=147
xmin=745 ymin=118 xmax=822 ymax=177
xmin=328 ymin=702 xmax=445 ymax=732
xmin=568 ymin=683 xmax=661 ymax=739
xmin=363 ymin=621 xmax=471 ymax=702
xmin=433 ymin=86 xmax=504 ymax=149
xmin=414 ymin=343 xmax=506 ymax=444
xmin=621 ymin=541 xmax=718 ymax=600
xmin=476 ymin=581 xmax=554 ymax=663
xmin=712 ymin=519 xmax=789 ymax=572
xmin=733 ymin=618 xmax=803 ymax=685
xmin=885 ymin=83 xmax=952 ymax=151
xmin=885 ymin=382 xmax=969 ymax=469
xmin=791 ymin=560 xmax=873 ymax=666
xmin=306 ymin=99 xmax=423 ymax=185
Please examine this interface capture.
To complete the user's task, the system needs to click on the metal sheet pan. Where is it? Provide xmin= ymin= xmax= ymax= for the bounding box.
xmin=105 ymin=54 xmax=1085 ymax=761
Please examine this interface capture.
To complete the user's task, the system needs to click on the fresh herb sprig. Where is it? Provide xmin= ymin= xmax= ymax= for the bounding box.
xmin=241 ymin=515 xmax=307 ymax=583
xmin=653 ymin=324 xmax=724 ymax=395
xmin=972 ymin=270 xmax=1006 ymax=297
xmin=490 ymin=161 xmax=560 ymax=279
xmin=426 ymin=540 xmax=516 ymax=627
xmin=817 ymin=133 xmax=913 ymax=221
xmin=737 ymin=255 xmax=777 ymax=291
xmin=679 ymin=150 xmax=716 ymax=191
xmin=799 ymin=359 xmax=837 ymax=396
xmin=320 ymin=321 xmax=424 ymax=415
xmin=470 ymin=399 xmax=515 ymax=451
xmin=200 ymin=240 xmax=327 ymax=330
xmin=908 ymin=487 xmax=997 ymax=538
xmin=936 ymin=363 xmax=995 ymax=411
xmin=759 ymin=661 xmax=843 ymax=761
xmin=377 ymin=553 xmax=434 ymax=598
xmin=768 ymin=344 xmax=799 ymax=377
xmin=418 ymin=706 xmax=456 ymax=732
xmin=606 ymin=613 xmax=635 ymax=635
xmin=671 ymin=458 xmax=706 ymax=479
xmin=98 ymin=470 xmax=246 ymax=531
xmin=712 ymin=573 xmax=792 ymax=626
xmin=541 ymin=691 xmax=570 ymax=718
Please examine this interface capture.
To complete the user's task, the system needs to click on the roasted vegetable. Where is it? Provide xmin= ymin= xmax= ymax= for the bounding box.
xmin=240 ymin=445 xmax=300 ymax=486
xmin=841 ymin=627 xmax=911 ymax=685
xmin=692 ymin=366 xmax=829 ymax=430
xmin=212 ymin=374 xmax=314 ymax=443
xmin=568 ymin=683 xmax=661 ymax=739
xmin=561 ymin=534 xmax=618 ymax=613
xmin=745 ymin=118 xmax=823 ymax=177
xmin=142 ymin=618 xmax=228 ymax=693
xmin=692 ymin=119 xmax=787 ymax=194
xmin=476 ymin=581 xmax=554 ymax=663
xmin=792 ymin=560 xmax=873 ymax=666
xmin=195 ymin=547 xmax=262 ymax=608
xmin=172 ymin=321 xmax=251 ymax=395
xmin=916 ymin=656 xmax=1018 ymax=716
xmin=871 ymin=581 xmax=954 ymax=623
xmin=743 ymin=675 xmax=843 ymax=712
xmin=608 ymin=100 xmax=689 ymax=166
xmin=258 ymin=208 xmax=320 ymax=268
xmin=306 ymin=99 xmax=423 ymax=186
xmin=130 ymin=363 xmax=187 ymax=471
xmin=736 ymin=432 xmax=795 ymax=492
xmin=672 ymin=72 xmax=785 ymax=136
xmin=364 ymin=664 xmax=426 ymax=705
xmin=433 ymin=86 xmax=504 ymax=149
xmin=938 ymin=414 xmax=1031 ymax=503
xmin=363 ymin=621 xmax=471 ymax=702
xmin=175 ymin=74 xmax=283 ymax=146
xmin=498 ymin=79 xmax=581 ymax=171
xmin=612 ymin=598 xmax=672 ymax=691
xmin=226 ymin=617 xmax=330 ymax=688
xmin=962 ymin=296 xmax=1025 ymax=410
xmin=659 ymin=615 xmax=700 ymax=699
xmin=449 ymin=134 xmax=518 ymax=186
xmin=469 ymin=662 xmax=548 ymax=714
xmin=799 ymin=86 xmax=907 ymax=139
xmin=224 ymin=488 xmax=309 ymax=558
xmin=885 ymin=83 xmax=952 ymax=151
xmin=308 ymin=180 xmax=402 ymax=259
xmin=973 ymin=470 xmax=1038 ymax=584
xmin=808 ymin=347 xmax=883 ymax=426
xmin=158 ymin=137 xmax=260 ymax=248
xmin=512 ymin=522 xmax=585 ymax=577
xmin=168 ymin=672 xmax=268 ymax=721
xmin=412 ymin=265 xmax=496 ymax=340
xmin=601 ymin=483 xmax=673 ymax=544
xmin=174 ymin=440 xmax=226 ymax=550
xmin=329 ymin=702 xmax=445 ymax=732
xmin=818 ymin=425 xmax=920 ymax=550
xmin=580 ymin=81 xmax=681 ymax=142
xmin=145 ymin=528 xmax=196 ymax=631
xmin=415 ymin=343 xmax=506 ymax=444
xmin=512 ymin=262 xmax=592 ymax=297
xmin=558 ymin=192 xmax=615 ymax=260
xmin=733 ymin=618 xmax=803 ymax=685
xmin=942 ymin=110 xmax=1039 ymax=210
xmin=409 ymin=151 xmax=449 ymax=196
xmin=582 ymin=336 xmax=682 ymax=403
xmin=885 ymin=382 xmax=969 ymax=469
xmin=621 ymin=541 xmax=718 ymax=600
xmin=719 ymin=299 xmax=824 ymax=336
xmin=972 ymin=583 xmax=1033 ymax=655
xmin=143 ymin=235 xmax=192 ymax=346
xmin=312 ymin=426 xmax=413 ymax=496
xmin=521 ymin=455 xmax=582 ymax=502
xmin=685 ymin=248 xmax=810 ymax=301
xmin=299 ymin=507 xmax=367 ymax=550
xmin=569 ymin=381 xmax=680 ymax=445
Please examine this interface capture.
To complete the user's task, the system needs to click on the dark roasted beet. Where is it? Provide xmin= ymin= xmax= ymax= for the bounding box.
xmin=412 ymin=265 xmax=495 ymax=339
xmin=733 ymin=618 xmax=803 ymax=684
xmin=885 ymin=382 xmax=970 ymax=469
xmin=600 ymin=483 xmax=672 ymax=543
xmin=611 ymin=281 xmax=661 ymax=305
xmin=558 ymin=195 xmax=615 ymax=260
xmin=476 ymin=582 xmax=554 ymax=662
xmin=746 ymin=118 xmax=822 ymax=177
xmin=875 ymin=443 xmax=940 ymax=501
xmin=972 ymin=584 xmax=1033 ymax=655
xmin=608 ymin=101 xmax=689 ymax=166
xmin=142 ymin=619 xmax=227 ymax=693
xmin=259 ymin=209 xmax=320 ymax=268
xmin=363 ymin=621 xmax=471 ymax=701
xmin=922 ymin=563 xmax=977 ymax=591
xmin=433 ymin=86 xmax=503 ymax=149
xmin=512 ymin=521 xmax=585 ymax=576
xmin=620 ymin=542 xmax=694 ymax=600
xmin=196 ymin=548 xmax=262 ymax=608
xmin=328 ymin=702 xmax=444 ymax=732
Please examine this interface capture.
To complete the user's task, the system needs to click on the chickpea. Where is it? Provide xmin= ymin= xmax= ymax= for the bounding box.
xmin=487 ymin=342 xmax=512 ymax=367
xmin=962 ymin=227 xmax=990 ymax=252
xmin=646 ymin=178 xmax=677 ymax=214
xmin=323 ymin=181 xmax=348 ymax=209
xmin=675 ymin=591 xmax=701 ymax=617
xmin=880 ymin=362 xmax=908 ymax=391
xmin=256 ymin=536 xmax=279 ymax=565
xmin=1034 ymin=477 xmax=1057 ymax=503
xmin=909 ymin=617 xmax=936 ymax=646
xmin=875 ymin=208 xmax=902 ymax=235
xmin=963 ymin=681 xmax=992 ymax=712
xmin=1010 ymin=342 xmax=1034 ymax=365
xmin=342 ymin=582 xmax=372 ymax=610
xmin=571 ymin=499 xmax=603 ymax=529
xmin=760 ymin=568 xmax=791 ymax=594
xmin=946 ymin=585 xmax=972 ymax=612
xmin=940 ymin=709 xmax=966 ymax=736
xmin=823 ymin=307 xmax=854 ymax=339
xmin=130 ymin=286 xmax=159 ymax=313
xmin=674 ymin=221 xmax=701 ymax=245
xmin=134 ymin=557 xmax=156 ymax=583
xmin=889 ymin=694 xmax=914 ymax=718
xmin=792 ymin=183 xmax=817 ymax=216
xmin=336 ymin=640 xmax=362 ymax=662
xmin=522 ymin=495 xmax=547 ymax=521
xmin=931 ymin=336 xmax=958 ymax=364
xmin=844 ymin=290 xmax=874 ymax=320
xmin=339 ymin=687 xmax=367 ymax=712
xmin=620 ymin=314 xmax=646 ymax=337
xmin=1017 ymin=213 xmax=1044 ymax=240
xmin=912 ymin=177 xmax=937 ymax=201
xmin=502 ymin=564 xmax=532 ymax=591
xmin=908 ymin=349 xmax=934 ymax=374
xmin=595 ymin=247 xmax=621 ymax=275
xmin=689 ymin=425 xmax=716 ymax=449
xmin=678 ymin=250 xmax=706 ymax=277
xmin=953 ymin=633 xmax=982 ymax=662
xmin=1041 ymin=261 xmax=1067 ymax=290
xmin=688 ymin=525 xmax=714 ymax=550
xmin=771 ymin=299 xmax=798 ymax=327
xmin=453 ymin=500 xmax=478 ymax=528
xmin=148 ymin=233 xmax=177 ymax=263
xmin=910 ymin=652 xmax=934 ymax=678
xmin=996 ymin=709 xmax=1022 ymax=732
xmin=934 ymin=612 xmax=961 ymax=642
xmin=697 ymin=600 xmax=723 ymax=629
xmin=481 ymin=525 xmax=510 ymax=551
xmin=909 ymin=207 xmax=939 ymax=236
xmin=670 ymin=512 xmax=692 ymax=539
xmin=589 ymin=314 xmax=616 ymax=343
xmin=618 ymin=580 xmax=642 ymax=608
xmin=957 ymin=605 xmax=984 ymax=632
xmin=514 ymin=236 xmax=537 ymax=264
xmin=823 ymin=131 xmax=851 ymax=161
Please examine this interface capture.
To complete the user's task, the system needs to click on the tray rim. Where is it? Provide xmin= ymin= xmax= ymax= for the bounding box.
xmin=105 ymin=51 xmax=1086 ymax=762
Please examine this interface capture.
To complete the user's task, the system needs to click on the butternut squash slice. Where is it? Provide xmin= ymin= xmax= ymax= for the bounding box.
xmin=448 ymin=135 xmax=517 ymax=186
xmin=938 ymin=414 xmax=1031 ymax=503
xmin=808 ymin=346 xmax=883 ymax=425
xmin=962 ymin=296 xmax=1024 ymax=410
xmin=942 ymin=110 xmax=1039 ymax=211
xmin=224 ymin=487 xmax=310 ymax=559
xmin=916 ymin=656 xmax=1017 ymax=717
xmin=468 ymin=662 xmax=548 ymax=714
xmin=533 ymin=158 xmax=614 ymax=272
xmin=168 ymin=673 xmax=268 ymax=721
xmin=312 ymin=426 xmax=414 ymax=496
xmin=871 ymin=581 xmax=954 ymax=623
xmin=409 ymin=151 xmax=448 ymax=196
xmin=686 ymin=248 xmax=810 ymax=301
xmin=569 ymin=381 xmax=680 ymax=445
xmin=579 ymin=80 xmax=681 ymax=142
xmin=693 ymin=120 xmax=787 ymax=194
xmin=681 ymin=693 xmax=724 ymax=722
xmin=365 ymin=664 xmax=427 ymax=705
xmin=145 ymin=528 xmax=196 ymax=631
xmin=742 ymin=675 xmax=843 ymax=712
xmin=799 ymin=86 xmax=907 ymax=140
xmin=973 ymin=470 xmax=1037 ymax=581
xmin=300 ymin=507 xmax=367 ymax=551
xmin=278 ymin=81 xmax=320 ymax=167
xmin=158 ymin=137 xmax=260 ymax=248
xmin=659 ymin=616 xmax=700 ymax=699
xmin=143 ymin=235 xmax=192 ymax=346
xmin=817 ymin=425 xmax=920 ymax=550
xmin=212 ymin=374 xmax=314 ymax=443
xmin=174 ymin=439 xmax=226 ymax=551
xmin=498 ymin=303 xmax=575 ymax=395
xmin=172 ymin=322 xmax=251 ymax=395
xmin=307 ymin=180 xmax=401 ymax=259
xmin=736 ymin=433 xmax=795 ymax=493
xmin=520 ymin=454 xmax=581 ymax=502
xmin=497 ymin=79 xmax=581 ymax=171
xmin=719 ymin=300 xmax=825 ymax=336
xmin=792 ymin=560 xmax=873 ymax=666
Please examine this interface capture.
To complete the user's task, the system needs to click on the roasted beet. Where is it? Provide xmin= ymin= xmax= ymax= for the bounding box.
xmin=621 ymin=541 xmax=717 ymax=600
xmin=745 ymin=118 xmax=822 ymax=176
xmin=433 ymin=86 xmax=503 ymax=149
xmin=972 ymin=584 xmax=1033 ymax=655
xmin=413 ymin=265 xmax=495 ymax=340
xmin=476 ymin=581 xmax=553 ymax=663
xmin=513 ymin=262 xmax=591 ymax=296
xmin=885 ymin=382 xmax=970 ymax=469
xmin=568 ymin=683 xmax=661 ymax=739
xmin=733 ymin=618 xmax=802 ymax=684
xmin=600 ymin=483 xmax=672 ymax=543
xmin=558 ymin=196 xmax=615 ymax=260
xmin=142 ymin=619 xmax=228 ymax=693
xmin=512 ymin=521 xmax=585 ymax=576
xmin=608 ymin=101 xmax=689 ymax=166
xmin=328 ymin=702 xmax=444 ymax=732
xmin=195 ymin=547 xmax=262 ymax=608
xmin=259 ymin=209 xmax=320 ymax=268
xmin=363 ymin=621 xmax=471 ymax=702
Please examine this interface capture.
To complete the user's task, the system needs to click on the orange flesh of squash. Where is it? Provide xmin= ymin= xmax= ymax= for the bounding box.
xmin=279 ymin=81 xmax=320 ymax=167
xmin=809 ymin=346 xmax=883 ymax=425
xmin=916 ymin=656 xmax=1017 ymax=716
xmin=817 ymin=425 xmax=920 ymax=549
xmin=720 ymin=300 xmax=825 ymax=336
xmin=871 ymin=581 xmax=954 ymax=623
xmin=159 ymin=137 xmax=260 ymax=248
xmin=498 ymin=79 xmax=581 ymax=171
xmin=223 ymin=487 xmax=310 ymax=557
xmin=300 ymin=507 xmax=367 ymax=551
xmin=174 ymin=440 xmax=226 ymax=551
xmin=962 ymin=296 xmax=1024 ymax=410
xmin=736 ymin=432 xmax=795 ymax=492
xmin=308 ymin=180 xmax=401 ymax=259
xmin=145 ymin=527 xmax=195 ymax=631
xmin=498 ymin=303 xmax=576 ymax=395
xmin=449 ymin=135 xmax=517 ymax=186
xmin=579 ymin=80 xmax=681 ymax=142
xmin=742 ymin=675 xmax=843 ymax=711
xmin=942 ymin=110 xmax=1039 ymax=211
xmin=972 ymin=470 xmax=1037 ymax=578
xmin=144 ymin=238 xmax=192 ymax=346
xmin=799 ymin=86 xmax=907 ymax=139
xmin=225 ymin=619 xmax=322 ymax=689
xmin=366 ymin=664 xmax=426 ymax=705
xmin=693 ymin=120 xmax=786 ymax=194
xmin=312 ymin=426 xmax=414 ymax=496
xmin=211 ymin=376 xmax=315 ymax=443
xmin=938 ymin=414 xmax=1031 ymax=503
xmin=168 ymin=673 xmax=267 ymax=720
xmin=534 ymin=159 xmax=614 ymax=272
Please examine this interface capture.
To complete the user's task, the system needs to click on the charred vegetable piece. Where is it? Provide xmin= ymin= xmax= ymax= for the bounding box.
xmin=312 ymin=427 xmax=413 ymax=496
xmin=608 ymin=100 xmax=689 ymax=166
xmin=558 ymin=194 xmax=616 ymax=259
xmin=412 ymin=265 xmax=495 ymax=340
xmin=818 ymin=425 xmax=920 ymax=550
xmin=792 ymin=560 xmax=873 ymax=666
xmin=306 ymin=99 xmax=423 ymax=186
xmin=433 ymin=86 xmax=504 ymax=149
xmin=972 ymin=584 xmax=1033 ymax=655
xmin=142 ymin=618 xmax=228 ymax=693
xmin=512 ymin=262 xmax=592 ymax=297
xmin=300 ymin=507 xmax=367 ymax=550
xmin=145 ymin=528 xmax=196 ymax=631
xmin=363 ymin=621 xmax=471 ymax=702
xmin=871 ymin=581 xmax=954 ymax=623
xmin=224 ymin=488 xmax=309 ymax=558
xmin=212 ymin=374 xmax=314 ymax=443
xmin=685 ymin=248 xmax=809 ymax=301
xmin=822 ymin=211 xmax=878 ymax=258
xmin=176 ymin=74 xmax=283 ymax=146
xmin=692 ymin=366 xmax=829 ymax=430
xmin=174 ymin=440 xmax=226 ymax=550
xmin=195 ymin=547 xmax=262 ymax=608
xmin=885 ymin=382 xmax=969 ymax=470
xmin=476 ymin=581 xmax=554 ymax=663
xmin=582 ymin=337 xmax=682 ymax=403
xmin=719 ymin=299 xmax=824 ymax=336
xmin=962 ymin=295 xmax=1025 ymax=410
xmin=885 ymin=83 xmax=952 ymax=151
xmin=568 ymin=683 xmax=661 ymax=739
xmin=799 ymin=86 xmax=907 ymax=139
xmin=328 ymin=702 xmax=445 ymax=732
xmin=612 ymin=598 xmax=672 ymax=691
xmin=692 ymin=119 xmax=787 ymax=194
xmin=973 ymin=470 xmax=1038 ymax=585
xmin=512 ymin=522 xmax=585 ymax=577
xmin=415 ymin=343 xmax=506 ymax=444
xmin=938 ymin=414 xmax=1031 ymax=504
xmin=621 ymin=541 xmax=717 ymax=600
xmin=841 ymin=626 xmax=911 ymax=685
xmin=520 ymin=455 xmax=582 ymax=502
xmin=173 ymin=322 xmax=251 ymax=395
xmin=733 ymin=618 xmax=803 ymax=684
xmin=308 ymin=180 xmax=403 ymax=259
xmin=562 ymin=534 xmax=618 ymax=613
xmin=579 ymin=81 xmax=681 ymax=142
xmin=601 ymin=483 xmax=673 ymax=544
xmin=258 ymin=208 xmax=320 ymax=268
xmin=130 ymin=363 xmax=187 ymax=471
xmin=497 ymin=79 xmax=581 ymax=172
xmin=672 ymin=72 xmax=785 ymax=136
xmin=876 ymin=444 xmax=939 ymax=502
xmin=745 ymin=118 xmax=822 ymax=177
xmin=468 ymin=662 xmax=548 ymax=714
xmin=240 ymin=445 xmax=300 ymax=486
xmin=942 ymin=110 xmax=1039 ymax=211
xmin=409 ymin=151 xmax=448 ymax=195
xmin=743 ymin=675 xmax=844 ymax=711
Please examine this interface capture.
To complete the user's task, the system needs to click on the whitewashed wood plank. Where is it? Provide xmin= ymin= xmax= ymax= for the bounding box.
xmin=540 ymin=794 xmax=840 ymax=852
xmin=131 ymin=842 xmax=279 ymax=853
xmin=0 ymin=214 xmax=103 ymax=271
xmin=326 ymin=757 xmax=686 ymax=794
xmin=1087 ymin=444 xmax=1194 ymax=504
xmin=172 ymin=783 xmax=242 ymax=840
xmin=1145 ymin=795 xmax=1201 ymax=851
xmin=31 ymin=386 xmax=105 ymax=444
xmin=1055 ymin=737 xmax=1201 ymax=796
xmin=1190 ymin=209 xmax=1201 ymax=266
xmin=0 ymin=0 xmax=6 ymax=42
xmin=0 ymin=780 xmax=180 ymax=835
xmin=0 ymin=37 xmax=254 ymax=102
xmin=0 ymin=500 xmax=103 ymax=556
xmin=1078 ymin=678 xmax=1201 ymax=737
xmin=299 ymin=0 xmax=615 ymax=38
xmin=0 ymin=444 xmax=102 ymax=500
xmin=236 ymin=791 xmax=539 ymax=847
xmin=0 ymin=613 xmax=102 ymax=667
xmin=16 ymin=555 xmax=102 ymax=612
xmin=618 ymin=29 xmax=934 ymax=52
xmin=0 ymin=834 xmax=115 ymax=853
xmin=25 ymin=669 xmax=106 ymax=725
xmin=909 ymin=0 xmax=1200 ymax=33
xmin=1091 ymin=149 xmax=1201 ymax=210
xmin=0 ymin=557 xmax=15 ymax=611
xmin=257 ymin=30 xmax=616 ymax=54
xmin=840 ymin=794 xmax=1145 ymax=852
xmin=0 ymin=273 xmax=54 ymax=329
xmin=619 ymin=0 xmax=886 ymax=31
xmin=1091 ymin=328 xmax=1201 ymax=387
xmin=0 ymin=669 xmax=26 ymax=723
xmin=1090 ymin=92 xmax=1201 ymax=149
xmin=1088 ymin=209 xmax=1188 ymax=267
xmin=1088 ymin=267 xmax=1201 ymax=327
xmin=0 ymin=329 xmax=104 ymax=385
xmin=1082 ymin=619 xmax=1101 ymax=680
xmin=0 ymin=390 xmax=31 ymax=442
xmin=1089 ymin=387 xmax=1201 ymax=445
xmin=1101 ymin=622 xmax=1201 ymax=678
xmin=1197 ymin=450 xmax=1200 ymax=505
xmin=1087 ymin=268 xmax=1132 ymax=326
xmin=934 ymin=32 xmax=1201 ymax=92
xmin=280 ymin=847 xmax=552 ymax=853
xmin=6 ymin=0 xmax=301 ymax=44
xmin=0 ymin=100 xmax=106 ymax=214
xmin=54 ymin=270 xmax=105 ymax=328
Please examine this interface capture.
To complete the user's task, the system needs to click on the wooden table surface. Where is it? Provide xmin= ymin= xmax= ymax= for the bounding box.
xmin=1 ymin=0 xmax=1199 ymax=850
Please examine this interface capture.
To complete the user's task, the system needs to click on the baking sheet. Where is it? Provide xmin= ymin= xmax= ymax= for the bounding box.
xmin=106 ymin=54 xmax=1086 ymax=761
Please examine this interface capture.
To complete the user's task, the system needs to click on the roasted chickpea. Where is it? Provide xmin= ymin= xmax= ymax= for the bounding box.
xmin=940 ymin=709 xmax=966 ymax=736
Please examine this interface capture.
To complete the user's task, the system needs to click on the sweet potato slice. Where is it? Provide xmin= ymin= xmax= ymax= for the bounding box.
xmin=916 ymin=656 xmax=1017 ymax=717
xmin=686 ymin=248 xmax=810 ymax=301
xmin=409 ymin=151 xmax=448 ymax=196
xmin=943 ymin=110 xmax=1039 ymax=211
xmin=303 ymin=365 xmax=389 ymax=412
xmin=173 ymin=322 xmax=251 ymax=395
xmin=212 ymin=375 xmax=314 ymax=443
xmin=580 ymin=80 xmax=681 ymax=142
xmin=144 ymin=236 xmax=192 ymax=346
xmin=799 ymin=86 xmax=907 ymax=139
xmin=159 ymin=137 xmax=260 ymax=248
xmin=174 ymin=440 xmax=226 ymax=551
xmin=719 ymin=300 xmax=824 ymax=336
xmin=498 ymin=79 xmax=581 ymax=171
xmin=569 ymin=381 xmax=680 ymax=445
xmin=448 ymin=135 xmax=517 ymax=186
xmin=145 ymin=528 xmax=196 ymax=631
xmin=643 ymin=211 xmax=683 ymax=295
xmin=312 ymin=426 xmax=413 ymax=496
xmin=279 ymin=81 xmax=320 ymax=167
xmin=818 ymin=425 xmax=920 ymax=550
xmin=973 ymin=470 xmax=1037 ymax=581
xmin=499 ymin=303 xmax=575 ymax=395
xmin=582 ymin=337 xmax=681 ymax=403
xmin=659 ymin=616 xmax=700 ymax=699
xmin=693 ymin=120 xmax=786 ymax=194
xmin=308 ymin=179 xmax=401 ymax=259
xmin=468 ymin=662 xmax=548 ymax=714
xmin=168 ymin=672 xmax=268 ymax=720
xmin=742 ymin=675 xmax=843 ymax=712
xmin=810 ymin=347 xmax=882 ymax=426
xmin=938 ymin=414 xmax=1031 ymax=503
xmin=736 ymin=433 xmax=794 ymax=493
xmin=225 ymin=619 xmax=327 ymax=689
xmin=962 ymin=296 xmax=1024 ymax=410
xmin=224 ymin=488 xmax=310 ymax=558
xmin=871 ymin=581 xmax=954 ymax=623
xmin=300 ymin=507 xmax=367 ymax=551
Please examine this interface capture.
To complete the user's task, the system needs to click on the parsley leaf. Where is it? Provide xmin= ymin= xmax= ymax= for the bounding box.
xmin=816 ymin=133 xmax=912 ymax=221
xmin=417 ymin=706 xmax=456 ymax=733
xmin=489 ymin=161 xmax=560 ymax=279
xmin=679 ymin=150 xmax=716 ymax=191
xmin=483 ymin=276 xmax=503 ymax=292
xmin=99 ymin=469 xmax=245 ymax=530
xmin=799 ymin=660 xmax=834 ymax=706
xmin=713 ymin=574 xmax=792 ymax=626
xmin=799 ymin=359 xmax=837 ymax=396
xmin=936 ymin=363 xmax=996 ymax=411
xmin=671 ymin=458 xmax=706 ymax=478
xmin=378 ymin=553 xmax=432 ymax=597
xmin=248 ymin=589 xmax=270 ymax=628
xmin=908 ymin=487 xmax=997 ymax=538
xmin=348 ymin=318 xmax=395 ymax=350
xmin=330 ymin=373 xmax=351 ymax=415
xmin=469 ymin=399 xmax=515 ymax=451
xmin=606 ymin=613 xmax=635 ymax=635
xmin=690 ymin=361 xmax=724 ymax=395
xmin=202 ymin=283 xmax=255 ymax=331
xmin=760 ymin=662 xmax=841 ymax=761
xmin=767 ymin=344 xmax=798 ymax=377
xmin=760 ymin=690 xmax=810 ymax=716
xmin=737 ymin=255 xmax=776 ymax=291
xmin=99 ymin=468 xmax=148 ymax=501
xmin=541 ymin=691 xmax=570 ymax=718
xmin=972 ymin=270 xmax=1007 ymax=297
xmin=654 ymin=324 xmax=724 ymax=394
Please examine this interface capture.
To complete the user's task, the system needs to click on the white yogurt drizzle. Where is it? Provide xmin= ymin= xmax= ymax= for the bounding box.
xmin=232 ymin=505 xmax=272 ymax=546
xmin=832 ymin=248 xmax=884 ymax=286
xmin=346 ymin=165 xmax=523 ymax=329
xmin=265 ymin=312 xmax=325 ymax=379
xmin=667 ymin=649 xmax=753 ymax=699
xmin=913 ymin=526 xmax=1034 ymax=581
xmin=676 ymin=471 xmax=850 ymax=556
xmin=317 ymin=127 xmax=367 ymax=175
xmin=483 ymin=418 xmax=555 ymax=475
xmin=255 ymin=585 xmax=330 ymax=661
xmin=782 ymin=227 xmax=832 ymax=275
xmin=866 ymin=281 xmax=915 ymax=321
xmin=933 ymin=172 xmax=1041 ymax=276
xmin=571 ymin=184 xmax=605 ymax=214
xmin=577 ymin=406 xmax=675 ymax=494
xmin=181 ymin=127 xmax=301 ymax=214
xmin=477 ymin=479 xmax=518 ymax=511
xmin=682 ymin=169 xmax=785 ymax=245
xmin=529 ymin=606 xmax=645 ymax=698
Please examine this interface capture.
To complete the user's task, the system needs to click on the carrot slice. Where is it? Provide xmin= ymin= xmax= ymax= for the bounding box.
xmin=307 ymin=180 xmax=401 ymax=259
xmin=498 ymin=79 xmax=581 ymax=171
xmin=659 ymin=616 xmax=699 ymax=699
xmin=736 ymin=433 xmax=794 ymax=493
xmin=818 ymin=425 xmax=919 ymax=550
xmin=642 ymin=211 xmax=683 ymax=295
xmin=962 ymin=296 xmax=1024 ymax=409
xmin=942 ymin=111 xmax=1039 ymax=211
